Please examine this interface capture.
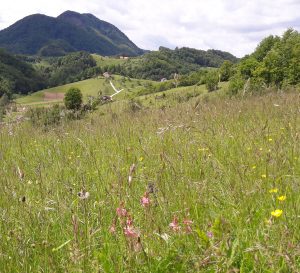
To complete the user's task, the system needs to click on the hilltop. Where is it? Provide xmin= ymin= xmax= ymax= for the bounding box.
xmin=0 ymin=11 xmax=144 ymax=56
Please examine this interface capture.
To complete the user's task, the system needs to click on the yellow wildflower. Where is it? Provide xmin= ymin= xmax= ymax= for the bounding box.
xmin=252 ymin=165 xmax=256 ymax=169
xmin=269 ymin=188 xmax=278 ymax=193
xmin=271 ymin=209 xmax=283 ymax=217
xmin=268 ymin=138 xmax=273 ymax=142
xmin=277 ymin=196 xmax=286 ymax=201
xmin=261 ymin=174 xmax=267 ymax=178
xmin=139 ymin=157 xmax=144 ymax=162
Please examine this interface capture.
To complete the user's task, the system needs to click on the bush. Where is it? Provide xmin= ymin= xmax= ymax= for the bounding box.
xmin=228 ymin=75 xmax=245 ymax=96
xmin=64 ymin=87 xmax=82 ymax=110
xmin=205 ymin=71 xmax=219 ymax=92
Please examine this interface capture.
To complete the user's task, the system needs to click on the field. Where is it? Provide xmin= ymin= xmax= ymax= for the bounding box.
xmin=1 ymin=89 xmax=299 ymax=272
xmin=16 ymin=76 xmax=156 ymax=106
xmin=92 ymin=54 xmax=131 ymax=67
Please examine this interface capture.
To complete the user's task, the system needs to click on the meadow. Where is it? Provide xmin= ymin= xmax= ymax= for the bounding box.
xmin=16 ymin=76 xmax=155 ymax=106
xmin=1 ymin=89 xmax=300 ymax=272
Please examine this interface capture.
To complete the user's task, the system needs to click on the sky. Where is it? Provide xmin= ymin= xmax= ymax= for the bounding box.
xmin=0 ymin=0 xmax=299 ymax=57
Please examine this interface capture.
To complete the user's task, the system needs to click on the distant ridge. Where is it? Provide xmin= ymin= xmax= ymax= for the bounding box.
xmin=0 ymin=11 xmax=144 ymax=56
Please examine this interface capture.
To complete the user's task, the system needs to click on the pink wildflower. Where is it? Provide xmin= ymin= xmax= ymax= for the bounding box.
xmin=126 ymin=216 xmax=134 ymax=227
xmin=116 ymin=203 xmax=127 ymax=217
xmin=109 ymin=224 xmax=116 ymax=234
xmin=124 ymin=226 xmax=139 ymax=238
xmin=207 ymin=231 xmax=213 ymax=238
xmin=141 ymin=192 xmax=150 ymax=207
xmin=169 ymin=216 xmax=181 ymax=232
xmin=183 ymin=218 xmax=193 ymax=233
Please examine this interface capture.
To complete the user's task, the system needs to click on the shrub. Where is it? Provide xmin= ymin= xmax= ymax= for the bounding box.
xmin=228 ymin=75 xmax=245 ymax=96
xmin=205 ymin=71 xmax=219 ymax=92
xmin=64 ymin=87 xmax=83 ymax=110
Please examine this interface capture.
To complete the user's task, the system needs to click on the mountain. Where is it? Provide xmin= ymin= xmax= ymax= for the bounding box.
xmin=0 ymin=11 xmax=144 ymax=57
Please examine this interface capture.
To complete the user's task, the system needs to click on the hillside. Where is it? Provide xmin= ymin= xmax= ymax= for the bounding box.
xmin=0 ymin=49 xmax=45 ymax=96
xmin=0 ymin=11 xmax=144 ymax=56
xmin=113 ymin=47 xmax=238 ymax=80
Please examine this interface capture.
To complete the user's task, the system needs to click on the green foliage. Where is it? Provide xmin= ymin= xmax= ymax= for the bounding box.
xmin=252 ymin=35 xmax=280 ymax=61
xmin=228 ymin=74 xmax=245 ymax=96
xmin=64 ymin=87 xmax=83 ymax=110
xmin=0 ymin=49 xmax=45 ymax=95
xmin=219 ymin=60 xmax=234 ymax=81
xmin=121 ymin=47 xmax=238 ymax=81
xmin=179 ymin=69 xmax=209 ymax=86
xmin=205 ymin=70 xmax=219 ymax=92
xmin=229 ymin=29 xmax=300 ymax=93
xmin=238 ymin=57 xmax=260 ymax=79
xmin=46 ymin=52 xmax=97 ymax=87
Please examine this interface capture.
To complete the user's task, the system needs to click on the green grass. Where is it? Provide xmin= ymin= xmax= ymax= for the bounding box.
xmin=1 ymin=89 xmax=299 ymax=272
xmin=16 ymin=73 xmax=228 ymax=108
xmin=16 ymin=76 xmax=156 ymax=105
xmin=92 ymin=54 xmax=129 ymax=67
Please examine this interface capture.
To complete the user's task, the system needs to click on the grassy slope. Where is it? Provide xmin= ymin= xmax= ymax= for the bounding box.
xmin=16 ymin=76 xmax=155 ymax=105
xmin=92 ymin=54 xmax=129 ymax=66
xmin=16 ymin=72 xmax=228 ymax=107
xmin=1 ymin=90 xmax=299 ymax=272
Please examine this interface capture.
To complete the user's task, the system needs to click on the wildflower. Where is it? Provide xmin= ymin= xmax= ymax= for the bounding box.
xmin=269 ymin=188 xmax=278 ymax=193
xmin=277 ymin=195 xmax=286 ymax=201
xmin=271 ymin=209 xmax=283 ymax=218
xmin=169 ymin=216 xmax=181 ymax=232
xmin=124 ymin=216 xmax=139 ymax=238
xmin=126 ymin=216 xmax=133 ymax=227
xmin=139 ymin=157 xmax=144 ymax=162
xmin=207 ymin=231 xmax=213 ymax=238
xmin=261 ymin=174 xmax=267 ymax=178
xmin=183 ymin=218 xmax=193 ymax=233
xmin=124 ymin=226 xmax=139 ymax=238
xmin=78 ymin=189 xmax=90 ymax=200
xmin=141 ymin=192 xmax=150 ymax=207
xmin=109 ymin=223 xmax=116 ymax=234
xmin=252 ymin=165 xmax=256 ymax=169
xmin=268 ymin=138 xmax=273 ymax=142
xmin=116 ymin=203 xmax=127 ymax=217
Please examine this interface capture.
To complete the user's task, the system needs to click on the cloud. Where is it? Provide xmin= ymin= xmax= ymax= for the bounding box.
xmin=0 ymin=0 xmax=299 ymax=57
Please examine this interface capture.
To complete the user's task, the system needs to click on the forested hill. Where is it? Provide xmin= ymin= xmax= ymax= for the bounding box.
xmin=120 ymin=46 xmax=238 ymax=80
xmin=0 ymin=10 xmax=144 ymax=57
xmin=0 ymin=49 xmax=44 ymax=97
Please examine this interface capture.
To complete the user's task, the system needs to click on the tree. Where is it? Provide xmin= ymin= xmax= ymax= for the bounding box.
xmin=205 ymin=70 xmax=219 ymax=92
xmin=64 ymin=87 xmax=82 ymax=110
xmin=219 ymin=60 xmax=233 ymax=81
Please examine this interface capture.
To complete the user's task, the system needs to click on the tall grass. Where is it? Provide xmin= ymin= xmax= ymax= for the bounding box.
xmin=0 ymin=92 xmax=299 ymax=272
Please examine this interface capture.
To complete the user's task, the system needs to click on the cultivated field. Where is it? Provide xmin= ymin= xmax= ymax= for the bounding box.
xmin=1 ymin=90 xmax=299 ymax=272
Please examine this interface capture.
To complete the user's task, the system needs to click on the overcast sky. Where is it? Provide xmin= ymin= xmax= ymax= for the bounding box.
xmin=0 ymin=0 xmax=299 ymax=57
